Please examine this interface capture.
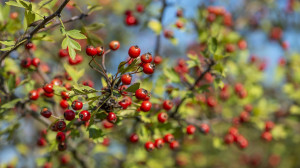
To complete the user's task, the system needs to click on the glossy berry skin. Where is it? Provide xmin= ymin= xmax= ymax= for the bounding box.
xmin=154 ymin=56 xmax=162 ymax=64
xmin=31 ymin=58 xmax=40 ymax=67
xmin=72 ymin=100 xmax=83 ymax=110
xmin=186 ymin=125 xmax=196 ymax=135
xmin=29 ymin=90 xmax=39 ymax=100
xmin=86 ymin=46 xmax=97 ymax=56
xmin=56 ymin=120 xmax=66 ymax=131
xmin=40 ymin=108 xmax=52 ymax=118
xmin=125 ymin=15 xmax=138 ymax=26
xmin=59 ymin=49 xmax=69 ymax=57
xmin=60 ymin=100 xmax=69 ymax=109
xmin=43 ymin=92 xmax=54 ymax=98
xmin=140 ymin=101 xmax=152 ymax=112
xmin=224 ymin=134 xmax=234 ymax=144
xmin=64 ymin=110 xmax=75 ymax=121
xmin=61 ymin=91 xmax=69 ymax=100
xmin=51 ymin=78 xmax=62 ymax=86
xmin=169 ymin=140 xmax=180 ymax=150
xmin=128 ymin=45 xmax=141 ymax=58
xmin=43 ymin=83 xmax=54 ymax=93
xmin=200 ymin=123 xmax=210 ymax=134
xmin=119 ymin=96 xmax=132 ymax=109
xmin=109 ymin=41 xmax=120 ymax=50
xmin=102 ymin=119 xmax=114 ymax=129
xmin=261 ymin=131 xmax=272 ymax=142
xmin=164 ymin=133 xmax=174 ymax=143
xmin=163 ymin=100 xmax=173 ymax=111
xmin=265 ymin=121 xmax=275 ymax=132
xmin=107 ymin=112 xmax=117 ymax=123
xmin=154 ymin=138 xmax=165 ymax=148
xmin=56 ymin=132 xmax=66 ymax=142
xmin=143 ymin=63 xmax=155 ymax=74
xmin=129 ymin=133 xmax=139 ymax=143
xmin=144 ymin=141 xmax=155 ymax=152
xmin=157 ymin=112 xmax=168 ymax=123
xmin=96 ymin=46 xmax=104 ymax=55
xmin=37 ymin=137 xmax=47 ymax=147
xmin=141 ymin=53 xmax=153 ymax=63
xmin=21 ymin=58 xmax=31 ymax=68
xmin=121 ymin=74 xmax=132 ymax=85
xmin=79 ymin=110 xmax=91 ymax=121
xmin=25 ymin=42 xmax=34 ymax=49
xmin=135 ymin=88 xmax=148 ymax=100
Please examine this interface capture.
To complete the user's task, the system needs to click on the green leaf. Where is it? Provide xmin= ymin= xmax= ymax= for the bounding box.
xmin=61 ymin=37 xmax=68 ymax=49
xmin=85 ymin=23 xmax=105 ymax=31
xmin=209 ymin=37 xmax=218 ymax=53
xmin=0 ymin=98 xmax=22 ymax=109
xmin=0 ymin=41 xmax=15 ymax=46
xmin=88 ymin=125 xmax=104 ymax=139
xmin=63 ymin=64 xmax=85 ymax=83
xmin=163 ymin=68 xmax=180 ymax=83
xmin=25 ymin=10 xmax=35 ymax=27
xmin=148 ymin=19 xmax=162 ymax=35
xmin=0 ymin=46 xmax=14 ymax=51
xmin=87 ymin=4 xmax=102 ymax=14
xmin=67 ymin=29 xmax=86 ymax=40
xmin=68 ymin=38 xmax=81 ymax=50
xmin=125 ymin=83 xmax=140 ymax=93
xmin=5 ymin=1 xmax=24 ymax=8
xmin=68 ymin=47 xmax=76 ymax=60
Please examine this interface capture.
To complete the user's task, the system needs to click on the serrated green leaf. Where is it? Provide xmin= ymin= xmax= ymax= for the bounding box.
xmin=5 ymin=1 xmax=24 ymax=8
xmin=68 ymin=38 xmax=81 ymax=50
xmin=64 ymin=64 xmax=85 ymax=83
xmin=89 ymin=125 xmax=104 ymax=139
xmin=0 ymin=98 xmax=22 ymax=109
xmin=0 ymin=41 xmax=15 ymax=46
xmin=61 ymin=37 xmax=68 ymax=49
xmin=67 ymin=29 xmax=86 ymax=40
xmin=163 ymin=68 xmax=180 ymax=83
xmin=68 ymin=47 xmax=76 ymax=60
xmin=125 ymin=83 xmax=140 ymax=93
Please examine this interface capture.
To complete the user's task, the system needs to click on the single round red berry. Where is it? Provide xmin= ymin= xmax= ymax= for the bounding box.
xmin=141 ymin=53 xmax=153 ymax=63
xmin=56 ymin=132 xmax=66 ymax=142
xmin=135 ymin=88 xmax=148 ymax=100
xmin=164 ymin=133 xmax=174 ymax=143
xmin=119 ymin=96 xmax=132 ymax=109
xmin=239 ymin=111 xmax=250 ymax=123
xmin=86 ymin=46 xmax=97 ymax=56
xmin=125 ymin=15 xmax=138 ymax=26
xmin=102 ymin=137 xmax=110 ymax=146
xmin=25 ymin=42 xmax=34 ymax=49
xmin=37 ymin=137 xmax=47 ymax=147
xmin=186 ymin=125 xmax=196 ymax=135
xmin=102 ymin=119 xmax=114 ymax=129
xmin=79 ymin=110 xmax=91 ymax=121
xmin=60 ymin=155 xmax=70 ymax=165
xmin=107 ymin=112 xmax=117 ymax=123
xmin=143 ymin=63 xmax=155 ymax=74
xmin=43 ymin=83 xmax=54 ymax=93
xmin=144 ymin=141 xmax=155 ymax=152
xmin=58 ymin=142 xmax=67 ymax=151
xmin=200 ymin=123 xmax=210 ymax=134
xmin=21 ymin=58 xmax=32 ymax=68
xmin=140 ymin=101 xmax=152 ymax=112
xmin=109 ymin=41 xmax=120 ymax=51
xmin=228 ymin=127 xmax=239 ymax=141
xmin=157 ymin=112 xmax=168 ymax=123
xmin=121 ymin=74 xmax=132 ymax=85
xmin=31 ymin=58 xmax=40 ymax=67
xmin=64 ymin=109 xmax=75 ymax=121
xmin=261 ymin=131 xmax=272 ymax=142
xmin=96 ymin=46 xmax=105 ymax=56
xmin=51 ymin=78 xmax=62 ymax=86
xmin=265 ymin=121 xmax=275 ymax=132
xmin=206 ymin=96 xmax=217 ymax=107
xmin=244 ymin=104 xmax=253 ymax=113
xmin=56 ymin=120 xmax=66 ymax=131
xmin=236 ymin=135 xmax=248 ymax=149
xmin=40 ymin=108 xmax=52 ymax=118
xmin=61 ymin=91 xmax=69 ymax=100
xmin=69 ymin=55 xmax=83 ymax=65
xmin=235 ymin=83 xmax=244 ymax=93
xmin=129 ymin=133 xmax=139 ymax=143
xmin=224 ymin=134 xmax=234 ymax=144
xmin=154 ymin=138 xmax=165 ymax=149
xmin=72 ymin=100 xmax=83 ymax=110
xmin=29 ymin=90 xmax=39 ymax=100
xmin=43 ymin=92 xmax=54 ymax=98
xmin=169 ymin=140 xmax=179 ymax=150
xmin=136 ymin=4 xmax=144 ymax=13
xmin=163 ymin=100 xmax=173 ymax=111
xmin=59 ymin=49 xmax=69 ymax=57
xmin=60 ymin=99 xmax=69 ymax=109
xmin=154 ymin=55 xmax=163 ymax=64
xmin=128 ymin=45 xmax=141 ymax=58
xmin=82 ymin=80 xmax=94 ymax=88
xmin=175 ymin=20 xmax=184 ymax=29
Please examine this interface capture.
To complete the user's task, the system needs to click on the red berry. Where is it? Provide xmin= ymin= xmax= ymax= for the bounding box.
xmin=56 ymin=120 xmax=66 ymax=131
xmin=261 ymin=131 xmax=272 ymax=142
xmin=141 ymin=53 xmax=153 ymax=63
xmin=31 ymin=58 xmax=40 ymax=67
xmin=204 ymin=72 xmax=214 ymax=83
xmin=164 ymin=30 xmax=174 ymax=39
xmin=265 ymin=121 xmax=275 ymax=132
xmin=86 ymin=46 xmax=97 ymax=56
xmin=135 ymin=88 xmax=148 ymax=100
xmin=238 ymin=40 xmax=247 ymax=50
xmin=128 ymin=45 xmax=141 ymax=58
xmin=206 ymin=96 xmax=217 ymax=107
xmin=59 ymin=49 xmax=69 ymax=57
xmin=169 ymin=140 xmax=179 ymax=150
xmin=10 ymin=12 xmax=18 ymax=19
xmin=37 ymin=137 xmax=47 ymax=147
xmin=237 ymin=135 xmax=248 ymax=149
xmin=102 ymin=137 xmax=110 ymax=146
xmin=29 ymin=90 xmax=39 ymax=100
xmin=164 ymin=133 xmax=174 ymax=143
xmin=154 ymin=55 xmax=163 ymax=64
xmin=58 ymin=142 xmax=67 ymax=151
xmin=109 ymin=41 xmax=120 ymax=51
xmin=51 ymin=78 xmax=62 ymax=86
xmin=121 ymin=74 xmax=132 ymax=85
xmin=119 ymin=96 xmax=132 ymax=109
xmin=238 ymin=89 xmax=248 ymax=99
xmin=157 ymin=112 xmax=168 ymax=123
xmin=102 ymin=119 xmax=114 ymax=129
xmin=226 ymin=43 xmax=235 ymax=53
xmin=163 ymin=100 xmax=173 ymax=111
xmin=234 ymin=83 xmax=244 ymax=93
xmin=125 ymin=15 xmax=138 ymax=26
xmin=69 ymin=55 xmax=83 ymax=65
xmin=228 ymin=127 xmax=239 ymax=141
xmin=224 ymin=134 xmax=234 ymax=144
xmin=154 ymin=138 xmax=165 ymax=149
xmin=175 ymin=20 xmax=184 ymax=29
xmin=107 ymin=112 xmax=117 ymax=123
xmin=21 ymin=58 xmax=32 ymax=68
xmin=200 ymin=123 xmax=210 ymax=134
xmin=43 ymin=162 xmax=52 ymax=168
xmin=64 ymin=109 xmax=75 ymax=121
xmin=144 ymin=141 xmax=155 ymax=152
xmin=244 ymin=104 xmax=253 ymax=113
xmin=72 ymin=100 xmax=83 ymax=110
xmin=61 ymin=91 xmax=69 ymax=100
xmin=40 ymin=108 xmax=52 ymax=118
xmin=56 ymin=132 xmax=66 ymax=142
xmin=25 ymin=42 xmax=34 ymax=49
xmin=96 ymin=46 xmax=104 ymax=56
xmin=82 ymin=80 xmax=94 ymax=88
xmin=136 ymin=4 xmax=144 ymax=13
xmin=60 ymin=155 xmax=70 ymax=165
xmin=140 ymin=101 xmax=152 ymax=112
xmin=43 ymin=92 xmax=54 ymax=98
xmin=60 ymin=99 xmax=69 ymax=109
xmin=43 ymin=83 xmax=54 ymax=93
xmin=239 ymin=111 xmax=250 ymax=123
xmin=79 ymin=110 xmax=91 ymax=121
xmin=143 ymin=63 xmax=155 ymax=74
xmin=186 ymin=125 xmax=196 ymax=135
xmin=176 ymin=9 xmax=183 ymax=17
xmin=129 ymin=133 xmax=139 ymax=143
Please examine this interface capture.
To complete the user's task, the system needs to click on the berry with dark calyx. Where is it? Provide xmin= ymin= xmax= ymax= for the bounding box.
xmin=154 ymin=55 xmax=163 ymax=64
xmin=164 ymin=30 xmax=174 ymax=39
xmin=109 ymin=41 xmax=120 ymax=51
xmin=135 ymin=88 xmax=148 ymax=100
xmin=163 ymin=100 xmax=173 ymax=111
xmin=61 ymin=91 xmax=69 ymax=100
xmin=261 ymin=131 xmax=272 ymax=142
xmin=157 ymin=112 xmax=168 ymax=123
xmin=265 ymin=121 xmax=275 ymax=132
xmin=140 ymin=101 xmax=152 ymax=112
xmin=56 ymin=120 xmax=66 ymax=131
xmin=43 ymin=83 xmax=54 ymax=93
xmin=40 ymin=108 xmax=52 ymax=118
xmin=37 ymin=137 xmax=47 ymax=147
xmin=86 ymin=46 xmax=97 ymax=56
xmin=224 ymin=134 xmax=234 ymax=144
xmin=129 ymin=133 xmax=139 ymax=143
xmin=72 ymin=100 xmax=83 ymax=110
xmin=143 ymin=63 xmax=155 ymax=74
xmin=200 ymin=123 xmax=210 ymax=134
xmin=186 ymin=125 xmax=196 ymax=135
xmin=79 ymin=110 xmax=91 ymax=121
xmin=59 ymin=49 xmax=69 ymax=57
xmin=144 ymin=141 xmax=155 ymax=152
xmin=175 ymin=20 xmax=184 ymax=29
xmin=43 ymin=92 xmax=54 ymax=98
xmin=121 ymin=74 xmax=132 ymax=85
xmin=96 ymin=46 xmax=105 ymax=56
xmin=56 ymin=132 xmax=66 ymax=142
xmin=107 ymin=112 xmax=117 ymax=123
xmin=128 ymin=45 xmax=141 ymax=58
xmin=119 ymin=96 xmax=132 ymax=109
xmin=25 ymin=42 xmax=34 ymax=50
xmin=82 ymin=80 xmax=94 ymax=88
xmin=154 ymin=138 xmax=165 ymax=149
xmin=60 ymin=99 xmax=69 ymax=109
xmin=29 ymin=90 xmax=39 ymax=100
xmin=31 ymin=58 xmax=40 ymax=67
xmin=64 ymin=109 xmax=75 ymax=121
xmin=21 ymin=58 xmax=32 ymax=68
xmin=164 ymin=133 xmax=174 ymax=143
xmin=58 ymin=142 xmax=67 ymax=151
xmin=176 ymin=9 xmax=183 ymax=17
xmin=169 ymin=140 xmax=180 ymax=150
xmin=141 ymin=53 xmax=153 ymax=63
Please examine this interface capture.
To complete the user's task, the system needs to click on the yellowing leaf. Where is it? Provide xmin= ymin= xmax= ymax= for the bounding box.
xmin=148 ymin=19 xmax=162 ymax=35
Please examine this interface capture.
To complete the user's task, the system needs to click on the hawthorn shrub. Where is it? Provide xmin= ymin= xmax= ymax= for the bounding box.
xmin=0 ymin=0 xmax=300 ymax=168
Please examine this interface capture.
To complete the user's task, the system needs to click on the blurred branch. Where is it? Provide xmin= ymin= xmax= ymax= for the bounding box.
xmin=154 ymin=0 xmax=167 ymax=56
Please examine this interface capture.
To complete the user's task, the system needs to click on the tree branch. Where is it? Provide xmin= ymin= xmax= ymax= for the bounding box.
xmin=154 ymin=0 xmax=167 ymax=56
